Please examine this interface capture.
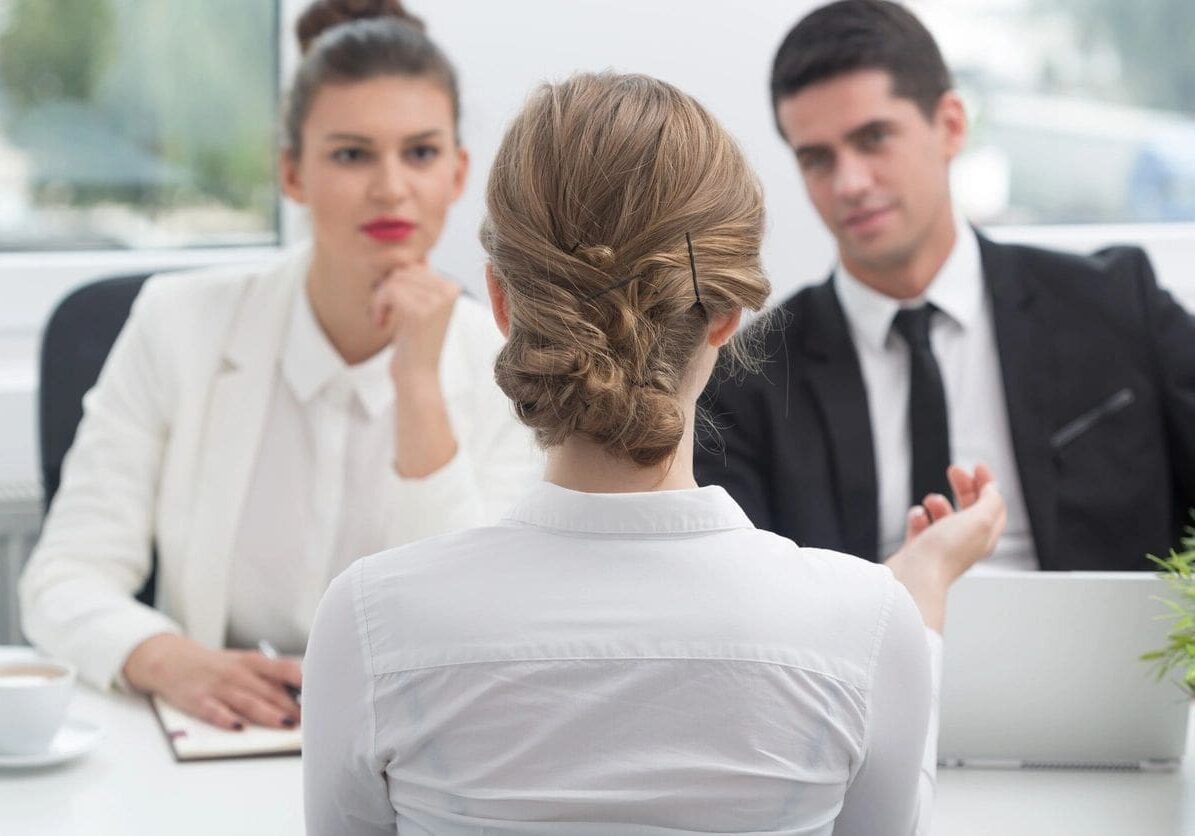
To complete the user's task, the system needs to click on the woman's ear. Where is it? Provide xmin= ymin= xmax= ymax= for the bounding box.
xmin=707 ymin=308 xmax=743 ymax=348
xmin=279 ymin=149 xmax=306 ymax=205
xmin=485 ymin=263 xmax=510 ymax=338
xmin=450 ymin=146 xmax=470 ymax=203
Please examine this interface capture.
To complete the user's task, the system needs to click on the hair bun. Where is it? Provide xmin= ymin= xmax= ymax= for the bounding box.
xmin=296 ymin=0 xmax=424 ymax=54
xmin=572 ymin=243 xmax=617 ymax=272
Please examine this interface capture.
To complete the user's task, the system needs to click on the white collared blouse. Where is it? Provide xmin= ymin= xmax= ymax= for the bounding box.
xmin=225 ymin=284 xmax=400 ymax=653
xmin=303 ymin=482 xmax=941 ymax=835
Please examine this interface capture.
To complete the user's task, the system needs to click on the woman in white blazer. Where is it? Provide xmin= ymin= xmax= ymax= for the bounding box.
xmin=20 ymin=0 xmax=537 ymax=731
xmin=302 ymin=72 xmax=1006 ymax=834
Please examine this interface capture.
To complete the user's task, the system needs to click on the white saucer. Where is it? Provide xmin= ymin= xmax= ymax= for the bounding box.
xmin=0 ymin=719 xmax=104 ymax=768
xmin=0 ymin=645 xmax=38 ymax=664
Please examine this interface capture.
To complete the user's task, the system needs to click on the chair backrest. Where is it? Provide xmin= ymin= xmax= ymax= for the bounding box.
xmin=38 ymin=272 xmax=156 ymax=604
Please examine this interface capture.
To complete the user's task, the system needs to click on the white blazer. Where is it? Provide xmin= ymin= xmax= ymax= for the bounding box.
xmin=20 ymin=247 xmax=541 ymax=689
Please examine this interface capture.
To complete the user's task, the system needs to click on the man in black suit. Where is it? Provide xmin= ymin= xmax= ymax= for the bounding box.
xmin=696 ymin=0 xmax=1195 ymax=570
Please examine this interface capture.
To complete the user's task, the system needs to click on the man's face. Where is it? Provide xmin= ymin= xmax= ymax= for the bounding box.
xmin=776 ymin=69 xmax=966 ymax=287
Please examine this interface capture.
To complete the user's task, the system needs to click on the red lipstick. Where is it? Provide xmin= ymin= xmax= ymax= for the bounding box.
xmin=361 ymin=217 xmax=416 ymax=242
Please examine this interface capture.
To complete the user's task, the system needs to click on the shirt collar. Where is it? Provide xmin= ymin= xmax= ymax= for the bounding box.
xmin=834 ymin=211 xmax=983 ymax=351
xmin=281 ymin=286 xmax=394 ymax=418
xmin=504 ymin=481 xmax=755 ymax=536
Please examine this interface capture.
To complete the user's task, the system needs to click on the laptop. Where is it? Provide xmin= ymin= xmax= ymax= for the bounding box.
xmin=938 ymin=571 xmax=1190 ymax=770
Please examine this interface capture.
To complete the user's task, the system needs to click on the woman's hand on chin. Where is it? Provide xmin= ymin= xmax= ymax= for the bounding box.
xmin=122 ymin=634 xmax=302 ymax=731
xmin=369 ymin=260 xmax=460 ymax=384
xmin=370 ymin=260 xmax=462 ymax=478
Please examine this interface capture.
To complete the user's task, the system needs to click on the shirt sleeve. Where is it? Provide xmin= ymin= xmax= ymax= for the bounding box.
xmin=19 ymin=280 xmax=183 ymax=690
xmin=303 ymin=562 xmax=395 ymax=836
xmin=834 ymin=583 xmax=938 ymax=836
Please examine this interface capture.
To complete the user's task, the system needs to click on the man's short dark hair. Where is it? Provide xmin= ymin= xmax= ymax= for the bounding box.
xmin=770 ymin=0 xmax=953 ymax=132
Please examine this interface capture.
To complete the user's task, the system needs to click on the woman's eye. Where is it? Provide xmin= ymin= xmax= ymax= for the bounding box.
xmin=406 ymin=144 xmax=440 ymax=164
xmin=331 ymin=147 xmax=370 ymax=164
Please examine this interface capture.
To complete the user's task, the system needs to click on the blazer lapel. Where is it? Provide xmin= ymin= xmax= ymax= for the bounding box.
xmin=181 ymin=251 xmax=306 ymax=647
xmin=980 ymin=235 xmax=1059 ymax=568
xmin=798 ymin=279 xmax=880 ymax=561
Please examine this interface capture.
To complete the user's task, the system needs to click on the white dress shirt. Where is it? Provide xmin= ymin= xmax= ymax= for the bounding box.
xmin=304 ymin=482 xmax=943 ymax=835
xmin=834 ymin=216 xmax=1037 ymax=571
xmin=226 ymin=287 xmax=399 ymax=654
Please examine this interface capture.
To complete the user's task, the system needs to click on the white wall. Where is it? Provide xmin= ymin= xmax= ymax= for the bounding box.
xmin=1 ymin=0 xmax=1193 ymax=486
xmin=405 ymin=0 xmax=838 ymax=301
xmin=388 ymin=0 xmax=1195 ymax=305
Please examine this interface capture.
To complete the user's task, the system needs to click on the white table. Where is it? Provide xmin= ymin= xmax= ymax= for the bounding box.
xmin=2 ymin=683 xmax=1192 ymax=835
xmin=0 ymin=684 xmax=302 ymax=836
xmin=932 ymin=710 xmax=1195 ymax=835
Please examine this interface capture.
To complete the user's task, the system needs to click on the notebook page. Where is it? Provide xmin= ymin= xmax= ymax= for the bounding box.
xmin=151 ymin=696 xmax=301 ymax=761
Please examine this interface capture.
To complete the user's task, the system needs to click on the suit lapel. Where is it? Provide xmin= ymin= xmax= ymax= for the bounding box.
xmin=798 ymin=279 xmax=880 ymax=561
xmin=181 ymin=252 xmax=306 ymax=647
xmin=980 ymin=235 xmax=1058 ymax=568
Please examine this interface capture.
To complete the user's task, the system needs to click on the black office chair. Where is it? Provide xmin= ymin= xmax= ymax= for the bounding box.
xmin=39 ymin=272 xmax=158 ymax=606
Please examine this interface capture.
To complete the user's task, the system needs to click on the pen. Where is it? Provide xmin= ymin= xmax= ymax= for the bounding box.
xmin=257 ymin=639 xmax=303 ymax=707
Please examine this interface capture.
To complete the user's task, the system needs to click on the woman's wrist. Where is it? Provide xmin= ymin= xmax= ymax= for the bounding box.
xmin=391 ymin=368 xmax=444 ymax=404
xmin=391 ymin=373 xmax=458 ymax=478
xmin=122 ymin=632 xmax=185 ymax=692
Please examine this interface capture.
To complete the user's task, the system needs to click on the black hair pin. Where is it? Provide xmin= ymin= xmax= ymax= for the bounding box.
xmin=572 ymin=234 xmax=703 ymax=307
xmin=685 ymin=232 xmax=702 ymax=307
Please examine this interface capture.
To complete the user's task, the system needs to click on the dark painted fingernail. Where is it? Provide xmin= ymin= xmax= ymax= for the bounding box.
xmin=232 ymin=721 xmax=244 ymax=731
xmin=281 ymin=717 xmax=296 ymax=728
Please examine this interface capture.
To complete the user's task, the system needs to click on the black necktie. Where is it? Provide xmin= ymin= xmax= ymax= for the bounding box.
xmin=891 ymin=305 xmax=952 ymax=505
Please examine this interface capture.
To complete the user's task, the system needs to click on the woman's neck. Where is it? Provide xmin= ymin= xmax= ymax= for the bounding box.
xmin=544 ymin=406 xmax=699 ymax=493
xmin=305 ymin=247 xmax=394 ymax=366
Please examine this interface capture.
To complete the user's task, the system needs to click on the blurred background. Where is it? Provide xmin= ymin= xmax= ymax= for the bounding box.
xmin=0 ymin=0 xmax=1192 ymax=488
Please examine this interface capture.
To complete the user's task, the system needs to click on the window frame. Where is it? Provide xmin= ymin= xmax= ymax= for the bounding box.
xmin=2 ymin=0 xmax=1194 ymax=335
xmin=0 ymin=0 xmax=299 ymax=335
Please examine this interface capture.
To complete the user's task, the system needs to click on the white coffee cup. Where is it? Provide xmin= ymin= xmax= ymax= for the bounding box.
xmin=0 ymin=659 xmax=76 ymax=755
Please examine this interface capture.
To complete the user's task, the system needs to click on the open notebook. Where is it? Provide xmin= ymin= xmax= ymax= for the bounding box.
xmin=151 ymin=696 xmax=302 ymax=762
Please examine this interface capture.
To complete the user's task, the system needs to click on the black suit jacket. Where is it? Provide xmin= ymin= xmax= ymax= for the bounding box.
xmin=695 ymin=235 xmax=1195 ymax=570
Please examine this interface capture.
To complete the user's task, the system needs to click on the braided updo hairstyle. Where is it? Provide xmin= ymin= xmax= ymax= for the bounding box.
xmin=481 ymin=73 xmax=770 ymax=467
xmin=284 ymin=0 xmax=459 ymax=157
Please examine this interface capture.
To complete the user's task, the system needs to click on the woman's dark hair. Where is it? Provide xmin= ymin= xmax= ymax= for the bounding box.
xmin=284 ymin=0 xmax=460 ymax=156
xmin=770 ymin=0 xmax=952 ymax=128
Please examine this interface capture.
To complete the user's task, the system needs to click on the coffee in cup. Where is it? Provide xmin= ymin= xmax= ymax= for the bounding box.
xmin=0 ymin=660 xmax=76 ymax=755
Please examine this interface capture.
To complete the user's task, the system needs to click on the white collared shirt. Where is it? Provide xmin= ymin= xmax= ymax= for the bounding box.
xmin=303 ymin=482 xmax=942 ymax=835
xmin=834 ymin=217 xmax=1037 ymax=571
xmin=225 ymin=286 xmax=399 ymax=654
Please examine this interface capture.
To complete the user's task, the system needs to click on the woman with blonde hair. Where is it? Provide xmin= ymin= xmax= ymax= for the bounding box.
xmin=21 ymin=0 xmax=537 ymax=731
xmin=304 ymin=71 xmax=1004 ymax=834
